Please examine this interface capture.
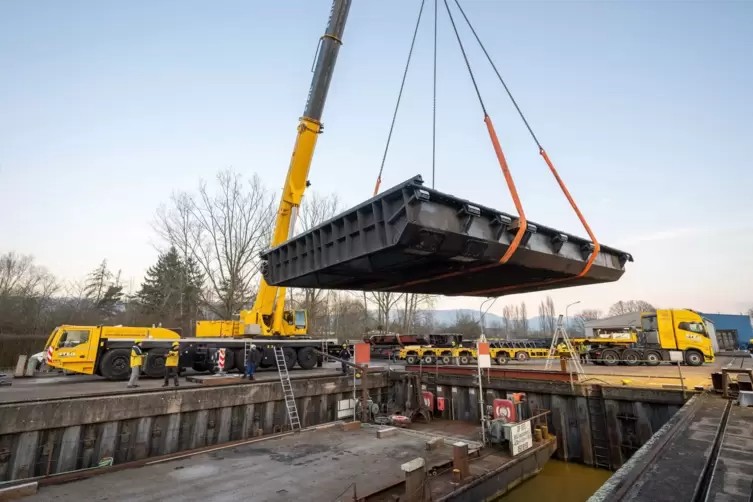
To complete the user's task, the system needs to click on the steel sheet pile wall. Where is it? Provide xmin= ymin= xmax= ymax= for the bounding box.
xmin=0 ymin=375 xmax=389 ymax=482
xmin=403 ymin=373 xmax=685 ymax=470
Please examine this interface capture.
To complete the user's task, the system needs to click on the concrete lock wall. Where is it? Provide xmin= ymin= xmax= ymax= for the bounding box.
xmin=0 ymin=374 xmax=389 ymax=482
xmin=413 ymin=374 xmax=686 ymax=470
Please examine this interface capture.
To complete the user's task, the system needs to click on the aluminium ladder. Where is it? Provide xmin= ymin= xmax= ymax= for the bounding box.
xmin=544 ymin=315 xmax=585 ymax=376
xmin=274 ymin=347 xmax=301 ymax=431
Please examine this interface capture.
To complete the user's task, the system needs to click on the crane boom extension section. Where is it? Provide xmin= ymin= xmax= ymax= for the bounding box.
xmin=251 ymin=0 xmax=351 ymax=336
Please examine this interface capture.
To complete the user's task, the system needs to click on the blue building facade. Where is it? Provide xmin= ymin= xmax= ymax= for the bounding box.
xmin=701 ymin=313 xmax=753 ymax=350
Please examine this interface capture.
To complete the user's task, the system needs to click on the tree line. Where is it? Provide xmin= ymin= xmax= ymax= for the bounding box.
xmin=1 ymin=168 xmax=662 ymax=340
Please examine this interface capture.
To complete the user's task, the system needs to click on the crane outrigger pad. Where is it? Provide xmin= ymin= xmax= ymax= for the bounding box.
xmin=261 ymin=175 xmax=633 ymax=296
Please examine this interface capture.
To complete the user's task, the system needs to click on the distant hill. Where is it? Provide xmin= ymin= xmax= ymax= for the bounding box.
xmin=423 ymin=309 xmax=546 ymax=332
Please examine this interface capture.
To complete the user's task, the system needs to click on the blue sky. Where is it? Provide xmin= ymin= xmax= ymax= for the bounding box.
xmin=1 ymin=0 xmax=752 ymax=316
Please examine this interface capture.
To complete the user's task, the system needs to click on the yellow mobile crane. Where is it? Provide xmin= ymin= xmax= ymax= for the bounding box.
xmin=194 ymin=0 xmax=352 ymax=369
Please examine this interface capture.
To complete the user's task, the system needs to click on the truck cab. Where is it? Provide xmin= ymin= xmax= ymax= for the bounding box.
xmin=641 ymin=309 xmax=715 ymax=364
xmin=45 ymin=325 xmax=181 ymax=378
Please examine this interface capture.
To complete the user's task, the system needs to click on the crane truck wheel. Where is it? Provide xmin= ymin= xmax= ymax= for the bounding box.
xmin=281 ymin=347 xmax=297 ymax=370
xmin=100 ymin=349 xmax=131 ymax=380
xmin=440 ymin=353 xmax=452 ymax=365
xmin=297 ymin=347 xmax=317 ymax=370
xmin=644 ymin=351 xmax=661 ymax=366
xmin=459 ymin=352 xmax=472 ymax=365
xmin=600 ymin=349 xmax=620 ymax=366
xmin=685 ymin=350 xmax=703 ymax=367
xmin=621 ymin=349 xmax=641 ymax=366
xmin=496 ymin=354 xmax=509 ymax=365
xmin=422 ymin=353 xmax=436 ymax=365
xmin=406 ymin=354 xmax=418 ymax=365
xmin=515 ymin=351 xmax=530 ymax=362
xmin=144 ymin=349 xmax=168 ymax=378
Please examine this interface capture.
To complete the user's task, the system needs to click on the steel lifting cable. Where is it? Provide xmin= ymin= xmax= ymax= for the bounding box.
xmin=373 ymin=0 xmax=427 ymax=197
xmin=452 ymin=0 xmax=601 ymax=296
xmin=442 ymin=0 xmax=528 ymax=266
xmin=383 ymin=0 xmax=528 ymax=293
xmin=431 ymin=0 xmax=438 ymax=188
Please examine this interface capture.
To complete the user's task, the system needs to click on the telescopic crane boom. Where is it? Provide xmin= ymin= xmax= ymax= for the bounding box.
xmin=244 ymin=0 xmax=351 ymax=336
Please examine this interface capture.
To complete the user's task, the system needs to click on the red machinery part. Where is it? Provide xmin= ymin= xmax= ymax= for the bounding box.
xmin=422 ymin=391 xmax=435 ymax=411
xmin=437 ymin=396 xmax=447 ymax=412
xmin=492 ymin=398 xmax=516 ymax=422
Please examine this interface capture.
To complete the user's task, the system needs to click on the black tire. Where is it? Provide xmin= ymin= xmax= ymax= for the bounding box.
xmin=622 ymin=349 xmax=641 ymax=366
xmin=440 ymin=354 xmax=452 ymax=365
xmin=459 ymin=352 xmax=471 ymax=365
xmin=496 ymin=354 xmax=509 ymax=365
xmin=645 ymin=350 xmax=662 ymax=366
xmin=297 ymin=347 xmax=317 ymax=370
xmin=234 ymin=349 xmax=245 ymax=372
xmin=193 ymin=361 xmax=209 ymax=373
xmin=100 ymin=349 xmax=131 ymax=381
xmin=515 ymin=351 xmax=530 ymax=362
xmin=406 ymin=354 xmax=418 ymax=365
xmin=144 ymin=349 xmax=167 ymax=378
xmin=259 ymin=348 xmax=275 ymax=368
xmin=601 ymin=349 xmax=620 ymax=366
xmin=281 ymin=347 xmax=297 ymax=370
xmin=423 ymin=353 xmax=436 ymax=365
xmin=685 ymin=350 xmax=703 ymax=367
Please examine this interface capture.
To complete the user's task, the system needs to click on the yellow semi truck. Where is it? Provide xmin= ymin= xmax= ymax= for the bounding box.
xmin=587 ymin=309 xmax=714 ymax=366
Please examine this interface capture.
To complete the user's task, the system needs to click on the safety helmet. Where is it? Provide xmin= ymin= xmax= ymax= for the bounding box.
xmin=342 ymin=344 xmax=347 ymax=348
xmin=172 ymin=342 xmax=179 ymax=348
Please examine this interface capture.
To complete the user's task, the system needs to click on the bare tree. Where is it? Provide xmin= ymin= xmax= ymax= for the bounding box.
xmin=290 ymin=192 xmax=342 ymax=334
xmin=519 ymin=301 xmax=529 ymax=336
xmin=608 ymin=300 xmax=655 ymax=316
xmin=538 ymin=296 xmax=556 ymax=335
xmin=155 ymin=170 xmax=275 ymax=318
xmin=501 ymin=304 xmax=515 ymax=339
xmin=573 ymin=309 xmax=603 ymax=335
xmin=395 ymin=294 xmax=436 ymax=333
xmin=0 ymin=252 xmax=60 ymax=334
xmin=368 ymin=292 xmax=404 ymax=330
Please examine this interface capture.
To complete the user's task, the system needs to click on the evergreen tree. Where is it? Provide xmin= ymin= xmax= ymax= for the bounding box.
xmin=84 ymin=259 xmax=123 ymax=318
xmin=138 ymin=247 xmax=203 ymax=333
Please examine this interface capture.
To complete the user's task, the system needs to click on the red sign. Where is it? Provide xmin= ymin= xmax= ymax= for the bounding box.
xmin=437 ymin=397 xmax=446 ymax=412
xmin=354 ymin=343 xmax=370 ymax=365
xmin=422 ymin=391 xmax=435 ymax=411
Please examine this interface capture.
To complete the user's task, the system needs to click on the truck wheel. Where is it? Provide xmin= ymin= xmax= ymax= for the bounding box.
xmin=221 ymin=350 xmax=235 ymax=371
xmin=281 ymin=347 xmax=297 ymax=370
xmin=406 ymin=354 xmax=418 ymax=365
xmin=496 ymin=354 xmax=509 ymax=365
xmin=297 ymin=347 xmax=317 ymax=370
xmin=645 ymin=351 xmax=661 ymax=366
xmin=515 ymin=352 xmax=530 ymax=362
xmin=459 ymin=352 xmax=471 ymax=365
xmin=685 ymin=350 xmax=703 ymax=367
xmin=601 ymin=349 xmax=620 ymax=366
xmin=144 ymin=349 xmax=168 ymax=378
xmin=234 ymin=349 xmax=245 ymax=372
xmin=423 ymin=353 xmax=436 ymax=365
xmin=621 ymin=349 xmax=641 ymax=366
xmin=259 ymin=348 xmax=274 ymax=368
xmin=100 ymin=349 xmax=131 ymax=380
xmin=440 ymin=354 xmax=452 ymax=365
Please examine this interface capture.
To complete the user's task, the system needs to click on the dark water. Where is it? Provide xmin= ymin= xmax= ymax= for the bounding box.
xmin=499 ymin=460 xmax=612 ymax=502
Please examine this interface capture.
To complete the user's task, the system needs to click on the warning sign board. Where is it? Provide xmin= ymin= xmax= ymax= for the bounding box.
xmin=477 ymin=342 xmax=490 ymax=369
xmin=504 ymin=421 xmax=533 ymax=456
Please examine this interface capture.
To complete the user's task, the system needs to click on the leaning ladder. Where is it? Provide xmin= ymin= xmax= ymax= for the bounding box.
xmin=545 ymin=315 xmax=585 ymax=376
xmin=274 ymin=347 xmax=301 ymax=431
